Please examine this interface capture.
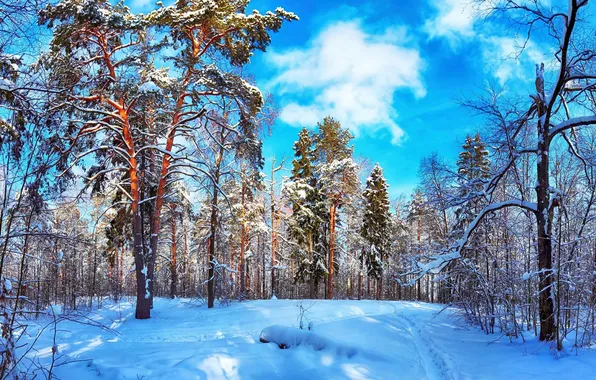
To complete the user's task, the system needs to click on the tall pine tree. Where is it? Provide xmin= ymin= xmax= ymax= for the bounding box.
xmin=285 ymin=128 xmax=327 ymax=298
xmin=314 ymin=117 xmax=358 ymax=299
xmin=361 ymin=163 xmax=391 ymax=300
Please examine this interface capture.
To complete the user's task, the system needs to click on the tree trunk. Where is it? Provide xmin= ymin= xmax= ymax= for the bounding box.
xmin=117 ymin=241 xmax=123 ymax=300
xmin=133 ymin=212 xmax=151 ymax=319
xmin=271 ymin=161 xmax=276 ymax=298
xmin=535 ymin=66 xmax=556 ymax=341
xmin=358 ymin=248 xmax=363 ymax=301
xmin=183 ymin=222 xmax=188 ymax=297
xmin=120 ymin=108 xmax=151 ymax=319
xmin=327 ymin=203 xmax=336 ymax=299
xmin=240 ymin=181 xmax=246 ymax=297
xmin=170 ymin=204 xmax=178 ymax=299
xmin=417 ymin=212 xmax=422 ymax=301
xmin=208 ymin=178 xmax=219 ymax=308
xmin=308 ymin=233 xmax=315 ymax=299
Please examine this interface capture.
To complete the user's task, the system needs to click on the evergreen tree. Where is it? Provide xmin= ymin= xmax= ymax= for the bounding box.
xmin=286 ymin=129 xmax=327 ymax=298
xmin=313 ymin=117 xmax=358 ymax=299
xmin=40 ymin=0 xmax=297 ymax=318
xmin=361 ymin=164 xmax=392 ymax=300
xmin=457 ymin=134 xmax=490 ymax=189
xmin=291 ymin=128 xmax=314 ymax=182
xmin=313 ymin=117 xmax=354 ymax=164
xmin=454 ymin=134 xmax=491 ymax=234
xmin=361 ymin=166 xmax=391 ymax=275
xmin=447 ymin=133 xmax=493 ymax=327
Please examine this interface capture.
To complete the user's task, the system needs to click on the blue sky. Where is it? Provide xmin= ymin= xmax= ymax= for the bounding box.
xmin=128 ymin=0 xmax=581 ymax=198
xmin=246 ymin=0 xmax=562 ymax=198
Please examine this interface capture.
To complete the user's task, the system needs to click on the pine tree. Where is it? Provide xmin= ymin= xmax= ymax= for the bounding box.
xmin=361 ymin=164 xmax=392 ymax=300
xmin=286 ymin=128 xmax=327 ymax=298
xmin=457 ymin=134 xmax=490 ymax=193
xmin=314 ymin=117 xmax=358 ymax=299
xmin=292 ymin=128 xmax=314 ymax=182
xmin=40 ymin=0 xmax=297 ymax=318
xmin=454 ymin=134 xmax=491 ymax=236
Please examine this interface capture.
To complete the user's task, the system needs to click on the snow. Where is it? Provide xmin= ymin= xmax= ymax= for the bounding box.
xmin=417 ymin=251 xmax=461 ymax=273
xmin=550 ymin=115 xmax=596 ymax=139
xmin=138 ymin=81 xmax=160 ymax=94
xmin=18 ymin=298 xmax=596 ymax=379
xmin=0 ymin=77 xmax=13 ymax=90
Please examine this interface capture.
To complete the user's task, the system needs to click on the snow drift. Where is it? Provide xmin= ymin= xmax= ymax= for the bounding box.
xmin=259 ymin=325 xmax=358 ymax=358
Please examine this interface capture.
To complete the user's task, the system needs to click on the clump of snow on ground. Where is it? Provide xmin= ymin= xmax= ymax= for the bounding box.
xmin=259 ymin=325 xmax=358 ymax=358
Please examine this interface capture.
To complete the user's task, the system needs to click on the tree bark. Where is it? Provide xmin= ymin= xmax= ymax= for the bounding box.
xmin=208 ymin=178 xmax=219 ymax=308
xmin=271 ymin=159 xmax=277 ymax=297
xmin=358 ymin=248 xmax=363 ymax=301
xmin=327 ymin=203 xmax=337 ymax=299
xmin=240 ymin=181 xmax=247 ymax=297
xmin=133 ymin=212 xmax=151 ymax=319
xmin=122 ymin=107 xmax=151 ymax=319
xmin=535 ymin=64 xmax=556 ymax=341
xmin=170 ymin=204 xmax=178 ymax=299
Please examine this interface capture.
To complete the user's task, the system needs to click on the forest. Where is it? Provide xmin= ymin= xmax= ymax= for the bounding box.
xmin=1 ymin=0 xmax=596 ymax=378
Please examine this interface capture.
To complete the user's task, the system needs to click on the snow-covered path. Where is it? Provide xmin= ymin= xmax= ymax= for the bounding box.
xmin=23 ymin=299 xmax=596 ymax=379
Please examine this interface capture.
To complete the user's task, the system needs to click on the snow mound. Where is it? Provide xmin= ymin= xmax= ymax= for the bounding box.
xmin=259 ymin=325 xmax=358 ymax=358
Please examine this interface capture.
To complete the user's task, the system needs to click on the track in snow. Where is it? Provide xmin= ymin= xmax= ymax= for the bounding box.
xmin=395 ymin=311 xmax=460 ymax=380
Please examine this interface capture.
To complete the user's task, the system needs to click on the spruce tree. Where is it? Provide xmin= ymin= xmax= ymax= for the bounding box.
xmin=361 ymin=163 xmax=391 ymax=300
xmin=454 ymin=134 xmax=491 ymax=234
xmin=291 ymin=128 xmax=314 ymax=182
xmin=451 ymin=133 xmax=492 ymax=322
xmin=286 ymin=128 xmax=327 ymax=298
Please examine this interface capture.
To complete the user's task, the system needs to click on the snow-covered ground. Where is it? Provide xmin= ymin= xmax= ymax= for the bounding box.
xmin=20 ymin=298 xmax=596 ymax=379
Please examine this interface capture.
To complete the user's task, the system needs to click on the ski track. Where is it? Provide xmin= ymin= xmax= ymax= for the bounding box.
xmin=395 ymin=311 xmax=459 ymax=380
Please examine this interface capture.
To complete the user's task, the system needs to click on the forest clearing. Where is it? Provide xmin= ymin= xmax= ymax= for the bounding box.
xmin=1 ymin=0 xmax=596 ymax=378
xmin=20 ymin=298 xmax=596 ymax=379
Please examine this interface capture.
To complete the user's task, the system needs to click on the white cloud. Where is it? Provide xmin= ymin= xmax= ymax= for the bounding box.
xmin=423 ymin=0 xmax=477 ymax=48
xmin=423 ymin=0 xmax=553 ymax=84
xmin=266 ymin=21 xmax=425 ymax=145
xmin=481 ymin=36 xmax=550 ymax=85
